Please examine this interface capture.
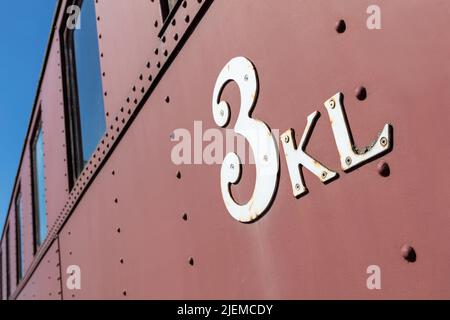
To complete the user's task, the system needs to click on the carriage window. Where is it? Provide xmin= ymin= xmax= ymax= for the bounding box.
xmin=62 ymin=0 xmax=106 ymax=187
xmin=15 ymin=190 xmax=24 ymax=283
xmin=32 ymin=121 xmax=47 ymax=249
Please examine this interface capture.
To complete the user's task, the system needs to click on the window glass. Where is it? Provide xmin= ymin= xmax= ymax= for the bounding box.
xmin=32 ymin=124 xmax=47 ymax=247
xmin=73 ymin=0 xmax=106 ymax=166
xmin=15 ymin=191 xmax=24 ymax=282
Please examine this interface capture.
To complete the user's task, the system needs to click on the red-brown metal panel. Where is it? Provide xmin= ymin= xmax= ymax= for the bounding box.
xmin=58 ymin=0 xmax=450 ymax=299
xmin=3 ymin=0 xmax=450 ymax=300
xmin=7 ymin=207 xmax=18 ymax=295
xmin=18 ymin=148 xmax=35 ymax=277
xmin=95 ymin=0 xmax=163 ymax=126
xmin=40 ymin=22 xmax=70 ymax=233
xmin=58 ymin=157 xmax=126 ymax=299
xmin=1 ymin=226 xmax=7 ymax=297
xmin=16 ymin=239 xmax=61 ymax=300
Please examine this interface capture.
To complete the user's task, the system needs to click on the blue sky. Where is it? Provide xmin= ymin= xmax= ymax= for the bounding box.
xmin=0 ymin=1 xmax=56 ymax=231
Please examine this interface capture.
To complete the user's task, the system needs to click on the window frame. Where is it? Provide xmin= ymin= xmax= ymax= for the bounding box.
xmin=60 ymin=0 xmax=85 ymax=190
xmin=158 ymin=0 xmax=183 ymax=38
xmin=30 ymin=113 xmax=47 ymax=252
xmin=14 ymin=186 xmax=24 ymax=284
xmin=60 ymin=0 xmax=107 ymax=189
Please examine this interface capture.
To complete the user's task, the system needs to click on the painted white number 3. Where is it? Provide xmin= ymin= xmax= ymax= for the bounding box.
xmin=212 ymin=57 xmax=279 ymax=222
xmin=212 ymin=57 xmax=392 ymax=223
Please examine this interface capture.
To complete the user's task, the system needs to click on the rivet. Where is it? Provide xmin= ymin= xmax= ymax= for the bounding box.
xmin=220 ymin=110 xmax=224 ymax=117
xmin=355 ymin=86 xmax=367 ymax=101
xmin=321 ymin=171 xmax=327 ymax=180
xmin=295 ymin=183 xmax=301 ymax=191
xmin=335 ymin=19 xmax=346 ymax=33
xmin=244 ymin=74 xmax=249 ymax=81
xmin=401 ymin=244 xmax=416 ymax=263
xmin=380 ymin=137 xmax=388 ymax=147
xmin=345 ymin=156 xmax=352 ymax=166
xmin=377 ymin=160 xmax=390 ymax=177
xmin=284 ymin=136 xmax=290 ymax=143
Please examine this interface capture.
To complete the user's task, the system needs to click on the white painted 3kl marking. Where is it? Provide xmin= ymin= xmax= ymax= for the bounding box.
xmin=212 ymin=57 xmax=392 ymax=222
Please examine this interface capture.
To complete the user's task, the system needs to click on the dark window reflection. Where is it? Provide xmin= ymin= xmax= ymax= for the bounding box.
xmin=73 ymin=0 xmax=105 ymax=166
xmin=32 ymin=124 xmax=47 ymax=248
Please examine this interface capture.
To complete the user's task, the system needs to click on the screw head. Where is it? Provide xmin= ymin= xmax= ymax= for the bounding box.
xmin=329 ymin=99 xmax=336 ymax=109
xmin=345 ymin=156 xmax=352 ymax=166
xmin=380 ymin=137 xmax=388 ymax=147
